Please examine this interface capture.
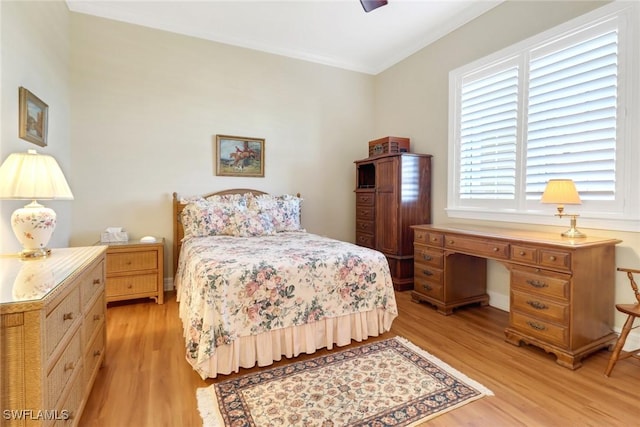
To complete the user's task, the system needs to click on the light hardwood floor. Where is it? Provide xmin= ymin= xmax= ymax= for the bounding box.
xmin=80 ymin=291 xmax=639 ymax=426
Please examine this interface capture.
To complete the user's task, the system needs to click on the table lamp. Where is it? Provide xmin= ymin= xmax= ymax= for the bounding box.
xmin=0 ymin=149 xmax=74 ymax=258
xmin=540 ymin=179 xmax=585 ymax=238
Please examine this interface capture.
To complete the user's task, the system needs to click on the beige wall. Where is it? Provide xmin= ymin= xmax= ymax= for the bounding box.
xmin=69 ymin=14 xmax=376 ymax=275
xmin=374 ymin=0 xmax=640 ymax=336
xmin=0 ymin=0 xmax=72 ymax=254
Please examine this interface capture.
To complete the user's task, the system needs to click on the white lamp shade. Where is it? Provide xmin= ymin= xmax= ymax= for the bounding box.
xmin=540 ymin=179 xmax=581 ymax=205
xmin=0 ymin=149 xmax=73 ymax=200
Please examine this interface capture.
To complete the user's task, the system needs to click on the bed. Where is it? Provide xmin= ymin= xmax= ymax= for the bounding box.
xmin=172 ymin=189 xmax=398 ymax=379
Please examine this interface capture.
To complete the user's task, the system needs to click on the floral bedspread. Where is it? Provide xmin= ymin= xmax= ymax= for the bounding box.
xmin=175 ymin=232 xmax=398 ymax=366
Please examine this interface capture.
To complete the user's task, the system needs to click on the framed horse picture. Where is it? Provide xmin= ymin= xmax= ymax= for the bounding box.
xmin=215 ymin=134 xmax=265 ymax=177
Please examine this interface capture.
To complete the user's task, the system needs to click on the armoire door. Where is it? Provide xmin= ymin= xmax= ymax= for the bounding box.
xmin=375 ymin=156 xmax=399 ymax=254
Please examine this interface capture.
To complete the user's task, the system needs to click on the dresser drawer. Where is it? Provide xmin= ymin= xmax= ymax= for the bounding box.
xmin=107 ymin=273 xmax=158 ymax=297
xmin=54 ymin=371 xmax=82 ymax=427
xmin=107 ymin=251 xmax=157 ymax=273
xmin=414 ymin=264 xmax=443 ymax=284
xmin=414 ymin=278 xmax=444 ymax=300
xmin=539 ymin=249 xmax=571 ymax=270
xmin=355 ymin=192 xmax=375 ymax=206
xmin=355 ymin=206 xmax=374 ymax=220
xmin=80 ymin=261 xmax=104 ymax=307
xmin=82 ymin=293 xmax=105 ymax=346
xmin=414 ymin=230 xmax=443 ymax=247
xmin=84 ymin=324 xmax=105 ymax=389
xmin=46 ymin=287 xmax=81 ymax=358
xmin=47 ymin=329 xmax=82 ymax=409
xmin=414 ymin=245 xmax=443 ymax=268
xmin=444 ymin=235 xmax=509 ymax=260
xmin=356 ymin=219 xmax=375 ymax=234
xmin=355 ymin=232 xmax=374 ymax=248
xmin=511 ymin=266 xmax=570 ymax=301
xmin=511 ymin=290 xmax=569 ymax=324
xmin=511 ymin=311 xmax=568 ymax=347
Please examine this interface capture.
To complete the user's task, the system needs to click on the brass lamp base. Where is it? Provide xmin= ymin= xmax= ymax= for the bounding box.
xmin=558 ymin=214 xmax=586 ymax=238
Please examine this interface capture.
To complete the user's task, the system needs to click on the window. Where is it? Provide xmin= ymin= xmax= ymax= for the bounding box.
xmin=448 ymin=2 xmax=639 ymax=232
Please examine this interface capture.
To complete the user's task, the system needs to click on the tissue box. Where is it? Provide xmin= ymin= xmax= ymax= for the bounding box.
xmin=101 ymin=229 xmax=129 ymax=243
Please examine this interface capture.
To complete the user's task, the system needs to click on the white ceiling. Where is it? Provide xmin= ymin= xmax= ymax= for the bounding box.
xmin=66 ymin=0 xmax=503 ymax=75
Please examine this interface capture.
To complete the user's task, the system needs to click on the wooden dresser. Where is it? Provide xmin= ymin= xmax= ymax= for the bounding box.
xmin=104 ymin=239 xmax=164 ymax=304
xmin=354 ymin=153 xmax=432 ymax=291
xmin=0 ymin=246 xmax=107 ymax=426
xmin=411 ymin=224 xmax=621 ymax=369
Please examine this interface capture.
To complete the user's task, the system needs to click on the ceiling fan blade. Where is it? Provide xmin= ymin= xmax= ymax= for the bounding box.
xmin=360 ymin=0 xmax=388 ymax=13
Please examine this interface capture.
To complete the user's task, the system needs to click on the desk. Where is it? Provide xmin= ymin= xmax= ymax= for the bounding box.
xmin=411 ymin=224 xmax=621 ymax=369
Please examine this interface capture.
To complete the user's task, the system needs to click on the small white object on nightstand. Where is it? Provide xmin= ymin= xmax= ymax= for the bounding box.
xmin=140 ymin=236 xmax=156 ymax=243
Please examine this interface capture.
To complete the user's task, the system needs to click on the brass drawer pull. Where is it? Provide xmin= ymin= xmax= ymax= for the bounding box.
xmin=526 ymin=279 xmax=548 ymax=288
xmin=93 ymin=278 xmax=101 ymax=285
xmin=64 ymin=361 xmax=74 ymax=371
xmin=422 ymin=253 xmax=432 ymax=261
xmin=526 ymin=300 xmax=548 ymax=310
xmin=63 ymin=312 xmax=74 ymax=321
xmin=93 ymin=350 xmax=102 ymax=357
xmin=549 ymin=256 xmax=557 ymax=261
xmin=527 ymin=321 xmax=546 ymax=331
xmin=448 ymin=240 xmax=455 ymax=244
xmin=422 ymin=284 xmax=433 ymax=291
xmin=93 ymin=314 xmax=101 ymax=321
xmin=493 ymin=247 xmax=500 ymax=252
xmin=422 ymin=270 xmax=433 ymax=276
xmin=519 ymin=251 xmax=526 ymax=256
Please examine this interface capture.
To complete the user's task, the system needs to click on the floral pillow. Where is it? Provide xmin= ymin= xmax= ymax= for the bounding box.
xmin=180 ymin=201 xmax=235 ymax=238
xmin=225 ymin=211 xmax=276 ymax=237
xmin=205 ymin=193 xmax=249 ymax=208
xmin=248 ymin=194 xmax=303 ymax=232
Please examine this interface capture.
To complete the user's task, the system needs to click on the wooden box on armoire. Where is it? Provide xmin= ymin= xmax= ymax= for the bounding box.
xmin=354 ymin=152 xmax=432 ymax=291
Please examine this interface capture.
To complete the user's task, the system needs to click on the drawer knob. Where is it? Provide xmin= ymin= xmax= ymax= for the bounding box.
xmin=526 ymin=321 xmax=546 ymax=331
xmin=422 ymin=253 xmax=432 ymax=261
xmin=63 ymin=312 xmax=74 ymax=321
xmin=93 ymin=314 xmax=101 ymax=321
xmin=422 ymin=270 xmax=433 ymax=276
xmin=519 ymin=251 xmax=526 ymax=256
xmin=448 ymin=240 xmax=454 ymax=244
xmin=423 ymin=284 xmax=433 ymax=291
xmin=526 ymin=279 xmax=548 ymax=289
xmin=64 ymin=361 xmax=74 ymax=371
xmin=549 ymin=256 xmax=557 ymax=261
xmin=126 ymin=261 xmax=133 ymax=265
xmin=93 ymin=350 xmax=102 ymax=357
xmin=493 ymin=247 xmax=500 ymax=252
xmin=127 ymin=284 xmax=133 ymax=289
xmin=93 ymin=278 xmax=101 ymax=285
xmin=526 ymin=300 xmax=548 ymax=310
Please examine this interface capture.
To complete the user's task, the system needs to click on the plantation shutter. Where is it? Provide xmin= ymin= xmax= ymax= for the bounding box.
xmin=459 ymin=66 xmax=519 ymax=199
xmin=525 ymin=29 xmax=618 ymax=200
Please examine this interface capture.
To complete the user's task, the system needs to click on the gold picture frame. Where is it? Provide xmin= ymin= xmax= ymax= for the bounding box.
xmin=215 ymin=134 xmax=265 ymax=177
xmin=19 ymin=87 xmax=48 ymax=147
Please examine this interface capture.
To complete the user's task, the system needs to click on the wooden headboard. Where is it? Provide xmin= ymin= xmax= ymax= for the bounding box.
xmin=172 ymin=189 xmax=268 ymax=276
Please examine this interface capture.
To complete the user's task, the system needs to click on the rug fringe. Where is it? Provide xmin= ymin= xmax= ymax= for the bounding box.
xmin=197 ymin=385 xmax=224 ymax=427
xmin=394 ymin=336 xmax=494 ymax=396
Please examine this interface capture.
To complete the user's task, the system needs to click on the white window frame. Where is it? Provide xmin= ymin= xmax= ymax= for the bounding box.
xmin=447 ymin=1 xmax=640 ymax=232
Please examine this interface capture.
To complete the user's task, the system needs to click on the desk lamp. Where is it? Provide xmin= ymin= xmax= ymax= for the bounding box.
xmin=540 ymin=179 xmax=585 ymax=238
xmin=0 ymin=149 xmax=74 ymax=258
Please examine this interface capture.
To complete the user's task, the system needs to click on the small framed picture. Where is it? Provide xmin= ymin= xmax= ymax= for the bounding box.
xmin=19 ymin=87 xmax=48 ymax=147
xmin=215 ymin=134 xmax=265 ymax=177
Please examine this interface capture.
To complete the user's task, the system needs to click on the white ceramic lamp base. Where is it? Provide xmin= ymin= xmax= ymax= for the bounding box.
xmin=11 ymin=200 xmax=57 ymax=258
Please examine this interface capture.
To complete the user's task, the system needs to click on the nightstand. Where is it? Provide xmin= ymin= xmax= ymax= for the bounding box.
xmin=103 ymin=238 xmax=164 ymax=304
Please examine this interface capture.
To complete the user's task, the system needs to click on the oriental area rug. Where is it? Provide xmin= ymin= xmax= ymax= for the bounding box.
xmin=197 ymin=336 xmax=493 ymax=426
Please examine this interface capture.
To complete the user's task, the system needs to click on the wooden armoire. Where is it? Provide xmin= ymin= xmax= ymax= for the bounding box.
xmin=354 ymin=152 xmax=432 ymax=291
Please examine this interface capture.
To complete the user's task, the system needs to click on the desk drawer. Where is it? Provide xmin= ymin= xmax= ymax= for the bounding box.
xmin=46 ymin=287 xmax=81 ymax=358
xmin=356 ymin=232 xmax=374 ymax=248
xmin=414 ymin=230 xmax=443 ymax=247
xmin=444 ymin=235 xmax=509 ymax=259
xmin=415 ymin=265 xmax=443 ymax=283
xmin=510 ymin=245 xmax=537 ymax=264
xmin=511 ymin=290 xmax=569 ymax=324
xmin=414 ymin=245 xmax=444 ymax=268
xmin=414 ymin=278 xmax=443 ymax=300
xmin=539 ymin=249 xmax=571 ymax=270
xmin=511 ymin=266 xmax=570 ymax=301
xmin=511 ymin=311 xmax=568 ymax=347
xmin=107 ymin=251 xmax=157 ymax=273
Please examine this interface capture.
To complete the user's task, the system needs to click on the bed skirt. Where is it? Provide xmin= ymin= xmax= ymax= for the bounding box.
xmin=184 ymin=308 xmax=396 ymax=379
